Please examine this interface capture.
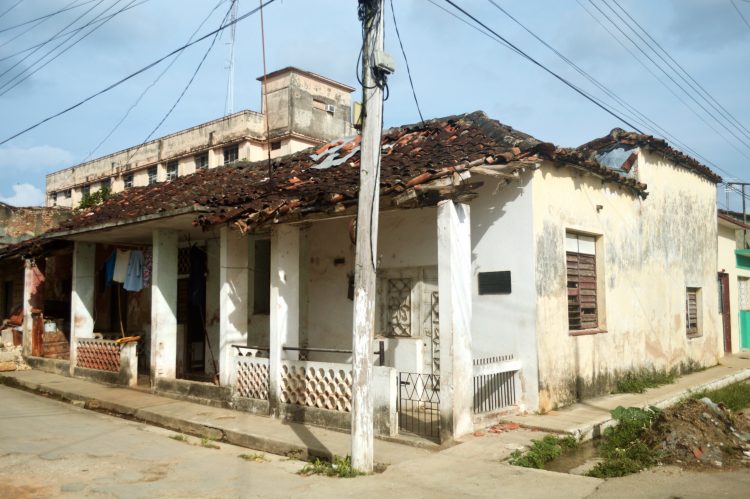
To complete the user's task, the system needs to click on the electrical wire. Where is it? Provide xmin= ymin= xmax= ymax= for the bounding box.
xmin=0 ymin=0 xmax=24 ymax=22
xmin=0 ymin=0 xmax=278 ymax=146
xmin=0 ymin=0 xmax=136 ymax=97
xmin=731 ymin=0 xmax=750 ymax=29
xmin=440 ymin=0 xmax=644 ymax=133
xmin=389 ymin=0 xmax=424 ymax=124
xmin=259 ymin=0 xmax=273 ymax=189
xmin=0 ymin=0 xmax=97 ymax=34
xmin=0 ymin=0 xmax=82 ymax=51
xmin=122 ymin=1 xmax=237 ymax=165
xmin=83 ymin=0 xmax=227 ymax=161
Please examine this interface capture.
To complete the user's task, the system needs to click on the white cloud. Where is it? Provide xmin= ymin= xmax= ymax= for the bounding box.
xmin=0 ymin=145 xmax=75 ymax=171
xmin=0 ymin=184 xmax=45 ymax=207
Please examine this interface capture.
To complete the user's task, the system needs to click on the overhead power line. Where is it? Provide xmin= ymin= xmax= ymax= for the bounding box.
xmin=439 ymin=0 xmax=645 ymax=133
xmin=0 ymin=0 xmax=97 ymax=34
xmin=0 ymin=0 xmax=277 ymax=146
xmin=0 ymin=0 xmax=82 ymax=52
xmin=84 ymin=0 xmax=228 ymax=161
xmin=0 ymin=0 xmax=24 ymax=22
xmin=0 ymin=0 xmax=138 ymax=97
xmin=731 ymin=0 xmax=750 ymax=29
xmin=389 ymin=0 xmax=424 ymax=124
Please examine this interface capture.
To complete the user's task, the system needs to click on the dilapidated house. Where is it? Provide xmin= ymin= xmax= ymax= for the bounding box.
xmin=0 ymin=111 xmax=723 ymax=441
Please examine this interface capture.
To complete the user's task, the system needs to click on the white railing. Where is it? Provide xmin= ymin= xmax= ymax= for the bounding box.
xmin=473 ymin=354 xmax=521 ymax=414
xmin=234 ymin=348 xmax=270 ymax=400
xmin=77 ymin=338 xmax=120 ymax=372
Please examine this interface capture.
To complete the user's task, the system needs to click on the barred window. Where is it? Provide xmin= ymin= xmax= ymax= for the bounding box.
xmin=686 ymin=287 xmax=701 ymax=337
xmin=166 ymin=160 xmax=178 ymax=181
xmin=224 ymin=145 xmax=239 ymax=165
xmin=195 ymin=152 xmax=208 ymax=169
xmin=147 ymin=166 xmax=157 ymax=185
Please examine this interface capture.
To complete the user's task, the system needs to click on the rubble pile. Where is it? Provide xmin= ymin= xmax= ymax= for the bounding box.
xmin=647 ymin=398 xmax=750 ymax=469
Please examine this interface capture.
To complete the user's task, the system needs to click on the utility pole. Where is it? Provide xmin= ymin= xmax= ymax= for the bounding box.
xmin=727 ymin=181 xmax=750 ymax=248
xmin=351 ymin=0 xmax=386 ymax=473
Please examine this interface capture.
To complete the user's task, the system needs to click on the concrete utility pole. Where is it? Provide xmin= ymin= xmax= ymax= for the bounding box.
xmin=351 ymin=0 xmax=386 ymax=473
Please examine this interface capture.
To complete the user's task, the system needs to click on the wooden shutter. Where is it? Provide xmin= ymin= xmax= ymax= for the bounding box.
xmin=686 ymin=288 xmax=699 ymax=336
xmin=567 ymin=251 xmax=598 ymax=330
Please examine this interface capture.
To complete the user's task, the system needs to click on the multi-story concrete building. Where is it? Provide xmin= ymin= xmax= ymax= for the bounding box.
xmin=46 ymin=67 xmax=355 ymax=208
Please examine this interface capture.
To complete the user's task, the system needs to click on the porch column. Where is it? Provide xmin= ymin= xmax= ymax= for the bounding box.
xmin=437 ymin=200 xmax=473 ymax=442
xmin=204 ymin=238 xmax=220 ymax=376
xmin=151 ymin=229 xmax=178 ymax=382
xmin=22 ymin=258 xmax=46 ymax=357
xmin=219 ymin=226 xmax=249 ymax=386
xmin=269 ymin=224 xmax=300 ymax=415
xmin=69 ymin=242 xmax=95 ymax=374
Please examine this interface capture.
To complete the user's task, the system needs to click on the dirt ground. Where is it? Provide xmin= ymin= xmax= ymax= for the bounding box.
xmin=589 ymin=466 xmax=750 ymax=498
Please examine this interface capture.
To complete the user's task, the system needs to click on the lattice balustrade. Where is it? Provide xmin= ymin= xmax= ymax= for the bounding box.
xmin=77 ymin=338 xmax=120 ymax=372
xmin=235 ymin=357 xmax=269 ymax=400
xmin=281 ymin=361 xmax=353 ymax=412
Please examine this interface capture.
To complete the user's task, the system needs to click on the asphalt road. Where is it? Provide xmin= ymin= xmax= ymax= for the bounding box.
xmin=1 ymin=385 xmax=748 ymax=498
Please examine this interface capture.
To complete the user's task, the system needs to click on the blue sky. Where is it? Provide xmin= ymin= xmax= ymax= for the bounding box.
xmin=0 ymin=0 xmax=748 ymax=208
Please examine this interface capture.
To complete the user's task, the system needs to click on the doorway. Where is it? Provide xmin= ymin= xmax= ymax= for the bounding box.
xmin=719 ymin=272 xmax=732 ymax=352
xmin=739 ymin=277 xmax=750 ymax=350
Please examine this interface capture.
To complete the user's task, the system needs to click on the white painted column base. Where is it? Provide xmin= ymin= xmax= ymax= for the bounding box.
xmin=70 ymin=242 xmax=96 ymax=374
xmin=151 ymin=229 xmax=178 ymax=382
xmin=219 ymin=226 xmax=249 ymax=387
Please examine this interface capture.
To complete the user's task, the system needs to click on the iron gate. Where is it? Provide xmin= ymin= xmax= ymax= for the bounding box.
xmin=397 ymin=372 xmax=440 ymax=439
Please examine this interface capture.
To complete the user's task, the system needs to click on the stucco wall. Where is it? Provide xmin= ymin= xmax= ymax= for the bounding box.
xmin=718 ymin=223 xmax=750 ymax=352
xmin=532 ymin=152 xmax=720 ymax=411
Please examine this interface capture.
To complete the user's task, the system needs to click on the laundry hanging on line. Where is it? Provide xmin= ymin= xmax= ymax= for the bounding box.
xmin=124 ymin=250 xmax=145 ymax=292
xmin=112 ymin=249 xmax=130 ymax=283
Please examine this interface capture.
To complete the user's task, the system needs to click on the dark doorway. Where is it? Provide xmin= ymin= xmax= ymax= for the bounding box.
xmin=177 ymin=245 xmax=208 ymax=380
xmin=719 ymin=272 xmax=732 ymax=352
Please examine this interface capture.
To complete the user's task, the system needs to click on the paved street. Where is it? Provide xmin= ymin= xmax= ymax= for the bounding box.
xmin=1 ymin=385 xmax=749 ymax=498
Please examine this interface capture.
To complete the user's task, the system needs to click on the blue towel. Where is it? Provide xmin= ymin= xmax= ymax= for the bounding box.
xmin=104 ymin=252 xmax=116 ymax=287
xmin=123 ymin=250 xmax=144 ymax=292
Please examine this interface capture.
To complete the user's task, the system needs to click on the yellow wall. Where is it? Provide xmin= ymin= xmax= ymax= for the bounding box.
xmin=532 ymin=151 xmax=720 ymax=411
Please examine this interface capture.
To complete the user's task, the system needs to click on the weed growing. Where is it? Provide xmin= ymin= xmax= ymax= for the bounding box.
xmin=298 ymin=455 xmax=363 ymax=478
xmin=692 ymin=381 xmax=750 ymax=411
xmin=509 ymin=435 xmax=579 ymax=469
xmin=615 ymin=368 xmax=676 ymax=394
xmin=239 ymin=453 xmax=268 ymax=462
xmin=587 ymin=406 xmax=661 ymax=478
xmin=169 ymin=434 xmax=188 ymax=443
xmin=200 ymin=437 xmax=220 ymax=449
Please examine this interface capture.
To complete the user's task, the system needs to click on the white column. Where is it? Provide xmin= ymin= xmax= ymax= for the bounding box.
xmin=151 ymin=229 xmax=178 ymax=381
xmin=437 ymin=200 xmax=474 ymax=442
xmin=69 ymin=242 xmax=95 ymax=373
xmin=269 ymin=224 xmax=300 ymax=415
xmin=219 ymin=226 xmax=249 ymax=386
xmin=204 ymin=238 xmax=220 ymax=376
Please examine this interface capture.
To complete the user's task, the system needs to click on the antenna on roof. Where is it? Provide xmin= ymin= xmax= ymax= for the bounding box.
xmin=224 ymin=0 xmax=239 ymax=115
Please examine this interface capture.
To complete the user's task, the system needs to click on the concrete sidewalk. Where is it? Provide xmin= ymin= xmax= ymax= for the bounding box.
xmin=501 ymin=354 xmax=750 ymax=440
xmin=0 ymin=369 xmax=432 ymax=466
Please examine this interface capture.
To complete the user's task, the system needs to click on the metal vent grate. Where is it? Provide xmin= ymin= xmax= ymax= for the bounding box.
xmin=478 ymin=271 xmax=511 ymax=295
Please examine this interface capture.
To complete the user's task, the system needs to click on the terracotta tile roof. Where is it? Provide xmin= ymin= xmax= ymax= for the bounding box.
xmin=562 ymin=128 xmax=722 ymax=185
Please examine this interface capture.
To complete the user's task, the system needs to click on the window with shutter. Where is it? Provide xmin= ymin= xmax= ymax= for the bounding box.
xmin=566 ymin=233 xmax=598 ymax=331
xmin=686 ymin=287 xmax=701 ymax=337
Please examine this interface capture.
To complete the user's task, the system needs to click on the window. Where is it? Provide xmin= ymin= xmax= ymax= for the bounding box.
xmin=147 ymin=166 xmax=158 ymax=185
xmin=566 ymin=232 xmax=598 ymax=331
xmin=123 ymin=173 xmax=134 ymax=189
xmin=223 ymin=145 xmax=239 ymax=165
xmin=166 ymin=160 xmax=178 ymax=181
xmin=50 ymin=192 xmax=57 ymax=206
xmin=253 ymin=239 xmax=271 ymax=314
xmin=81 ymin=184 xmax=90 ymax=197
xmin=64 ymin=189 xmax=72 ymax=199
xmin=195 ymin=152 xmax=208 ymax=169
xmin=386 ymin=278 xmax=413 ymax=337
xmin=100 ymin=178 xmax=111 ymax=192
xmin=271 ymin=141 xmax=281 ymax=151
xmin=686 ymin=287 xmax=701 ymax=337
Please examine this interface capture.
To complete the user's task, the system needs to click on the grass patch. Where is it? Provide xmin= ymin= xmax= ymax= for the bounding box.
xmin=509 ymin=435 xmax=579 ymax=469
xmin=239 ymin=453 xmax=267 ymax=463
xmin=615 ymin=368 xmax=676 ymax=394
xmin=298 ymin=455 xmax=363 ymax=478
xmin=200 ymin=437 xmax=220 ymax=449
xmin=169 ymin=434 xmax=188 ymax=443
xmin=587 ymin=406 xmax=660 ymax=478
xmin=692 ymin=381 xmax=750 ymax=411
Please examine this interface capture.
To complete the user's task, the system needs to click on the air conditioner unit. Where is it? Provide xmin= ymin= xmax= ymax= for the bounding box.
xmin=325 ymin=104 xmax=336 ymax=114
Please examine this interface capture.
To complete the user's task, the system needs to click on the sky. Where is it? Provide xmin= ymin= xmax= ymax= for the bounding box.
xmin=0 ymin=0 xmax=748 ymax=208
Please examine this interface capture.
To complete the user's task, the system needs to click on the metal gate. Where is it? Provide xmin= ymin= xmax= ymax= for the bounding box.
xmin=397 ymin=372 xmax=440 ymax=439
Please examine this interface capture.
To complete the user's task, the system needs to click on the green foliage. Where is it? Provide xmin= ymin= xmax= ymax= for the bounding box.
xmin=200 ymin=437 xmax=220 ymax=449
xmin=692 ymin=381 xmax=750 ymax=411
xmin=587 ymin=406 xmax=660 ymax=478
xmin=239 ymin=453 xmax=267 ymax=462
xmin=509 ymin=434 xmax=579 ymax=469
xmin=298 ymin=455 xmax=363 ymax=478
xmin=169 ymin=434 xmax=188 ymax=442
xmin=615 ymin=368 xmax=677 ymax=394
xmin=78 ymin=188 xmax=110 ymax=210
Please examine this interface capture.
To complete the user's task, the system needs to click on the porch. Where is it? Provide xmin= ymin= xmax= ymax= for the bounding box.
xmin=19 ymin=201 xmax=523 ymax=442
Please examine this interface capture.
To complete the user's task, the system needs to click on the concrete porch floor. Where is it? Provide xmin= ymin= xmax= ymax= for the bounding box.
xmin=501 ymin=353 xmax=750 ymax=440
xmin=0 ymin=369 xmax=434 ymax=465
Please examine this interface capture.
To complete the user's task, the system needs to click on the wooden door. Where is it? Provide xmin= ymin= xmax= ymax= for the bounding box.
xmin=719 ymin=272 xmax=732 ymax=352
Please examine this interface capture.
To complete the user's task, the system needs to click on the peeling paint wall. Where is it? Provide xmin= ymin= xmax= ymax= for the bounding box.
xmin=0 ymin=204 xmax=70 ymax=246
xmin=532 ymin=152 xmax=720 ymax=411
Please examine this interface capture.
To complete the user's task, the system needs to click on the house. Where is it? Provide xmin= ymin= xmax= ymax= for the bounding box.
xmin=0 ymin=111 xmax=723 ymax=442
xmin=45 ymin=67 xmax=355 ymax=208
xmin=717 ymin=210 xmax=750 ymax=353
